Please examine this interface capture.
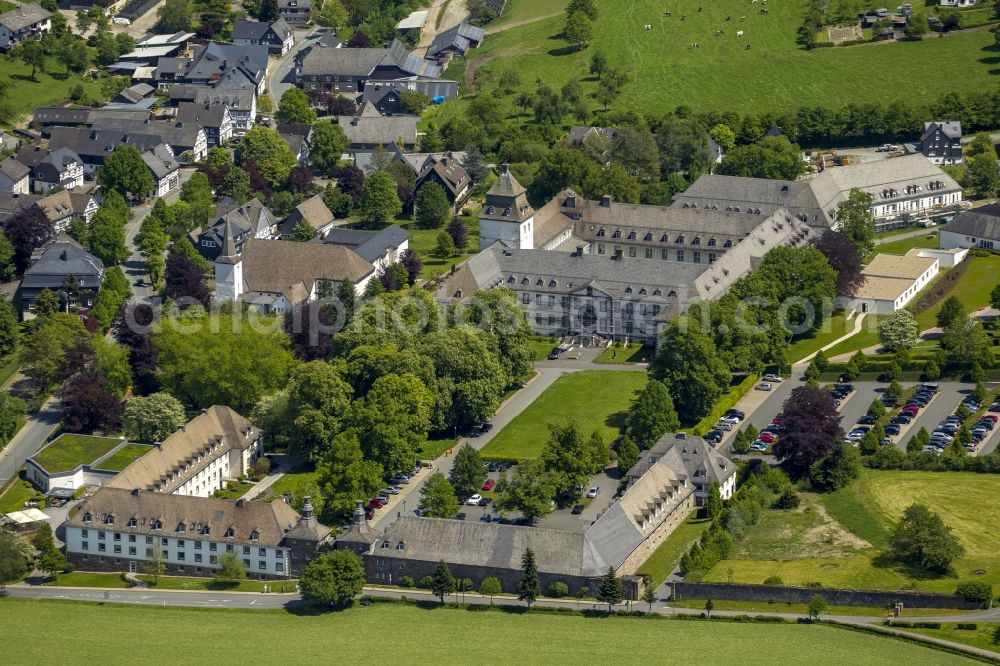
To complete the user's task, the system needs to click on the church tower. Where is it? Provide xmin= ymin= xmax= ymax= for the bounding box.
xmin=213 ymin=218 xmax=243 ymax=301
xmin=478 ymin=163 xmax=535 ymax=250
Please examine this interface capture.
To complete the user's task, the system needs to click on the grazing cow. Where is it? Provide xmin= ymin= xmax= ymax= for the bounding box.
xmin=740 ymin=15 xmax=746 ymax=21
xmin=736 ymin=30 xmax=744 ymax=37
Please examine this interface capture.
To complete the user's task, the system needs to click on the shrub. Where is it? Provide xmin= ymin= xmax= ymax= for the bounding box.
xmin=804 ymin=581 xmax=823 ymax=588
xmin=955 ymin=581 xmax=993 ymax=605
xmin=763 ymin=576 xmax=784 ymax=585
xmin=419 ymin=576 xmax=434 ymax=589
xmin=772 ymin=487 xmax=800 ymax=509
xmin=548 ymin=581 xmax=569 ymax=598
xmin=956 ymin=623 xmax=978 ymax=630
xmin=401 ymin=576 xmax=415 ymax=588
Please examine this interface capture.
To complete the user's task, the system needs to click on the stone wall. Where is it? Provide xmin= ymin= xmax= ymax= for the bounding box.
xmin=667 ymin=582 xmax=981 ymax=610
xmin=619 ymin=493 xmax=695 ymax=576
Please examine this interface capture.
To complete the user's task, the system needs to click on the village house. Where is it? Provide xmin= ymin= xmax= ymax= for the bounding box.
xmin=426 ymin=22 xmax=485 ymax=66
xmin=0 ymin=191 xmax=39 ymax=226
xmin=276 ymin=123 xmax=313 ymax=164
xmin=278 ymin=0 xmax=311 ymax=25
xmin=337 ymin=114 xmax=418 ymax=153
xmin=0 ymin=3 xmax=51 ymax=50
xmin=17 ymin=236 xmax=104 ymax=317
xmin=296 ymin=39 xmax=441 ymax=93
xmin=141 ymin=144 xmax=181 ymax=198
xmin=156 ymin=42 xmax=268 ymax=95
xmin=16 ymin=147 xmax=86 ymax=193
xmin=37 ymin=190 xmax=98 ymax=231
xmin=939 ymin=203 xmax=1000 ymax=251
xmin=176 ymin=102 xmax=233 ymax=147
xmin=407 ymin=152 xmax=471 ymax=212
xmin=322 ymin=224 xmax=408 ymax=272
xmin=168 ymin=86 xmax=257 ymax=137
xmin=279 ymin=195 xmax=335 ymax=239
xmin=0 ymin=157 xmax=29 ymax=194
xmin=232 ymin=19 xmax=294 ymax=55
xmin=917 ymin=121 xmax=963 ymax=166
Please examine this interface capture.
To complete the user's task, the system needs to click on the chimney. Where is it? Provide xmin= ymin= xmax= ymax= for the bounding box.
xmin=236 ymin=499 xmax=245 ymax=508
xmin=59 ymin=250 xmax=67 ymax=261
xmin=600 ymin=195 xmax=612 ymax=207
xmin=352 ymin=500 xmax=365 ymax=525
xmin=351 ymin=117 xmax=359 ymax=126
xmin=132 ymin=488 xmax=140 ymax=496
xmin=302 ymin=496 xmax=314 ymax=522
xmin=500 ymin=162 xmax=510 ymax=174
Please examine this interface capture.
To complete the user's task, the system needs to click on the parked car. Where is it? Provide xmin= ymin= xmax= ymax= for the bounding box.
xmin=586 ymin=486 xmax=599 ymax=498
xmin=467 ymin=494 xmax=482 ymax=505
xmin=857 ymin=415 xmax=877 ymax=425
xmin=890 ymin=414 xmax=912 ymax=425
xmin=749 ymin=440 xmax=768 ymax=452
xmin=478 ymin=497 xmax=492 ymax=507
xmin=981 ymin=414 xmax=998 ymax=423
xmin=480 ymin=422 xmax=494 ymax=434
xmin=547 ymin=348 xmax=562 ymax=360
xmin=714 ymin=421 xmax=734 ymax=432
xmin=369 ymin=497 xmax=386 ymax=509
xmin=382 ymin=487 xmax=400 ymax=495
xmin=457 ymin=512 xmax=467 ymax=520
xmin=706 ymin=430 xmax=724 ymax=444
xmin=572 ymin=504 xmax=585 ymax=515
xmin=989 ymin=402 xmax=1000 ymax=413
xmin=755 ymin=382 xmax=773 ymax=391
xmin=884 ymin=424 xmax=901 ymax=437
xmin=881 ymin=396 xmax=898 ymax=408
xmin=760 ymin=432 xmax=777 ymax=444
xmin=763 ymin=374 xmax=783 ymax=383
xmin=725 ymin=409 xmax=746 ymax=420
xmin=719 ymin=414 xmax=741 ymax=424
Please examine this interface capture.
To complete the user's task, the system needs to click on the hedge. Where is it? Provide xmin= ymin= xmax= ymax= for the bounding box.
xmin=687 ymin=373 xmax=760 ymax=435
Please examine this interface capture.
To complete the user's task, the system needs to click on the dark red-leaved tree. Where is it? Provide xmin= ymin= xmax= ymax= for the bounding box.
xmin=5 ymin=206 xmax=55 ymax=273
xmin=447 ymin=216 xmax=468 ymax=251
xmin=813 ymin=230 xmax=863 ymax=299
xmin=164 ymin=250 xmax=210 ymax=308
xmin=326 ymin=95 xmax=357 ymax=116
xmin=60 ymin=371 xmax=123 ymax=434
xmin=400 ymin=249 xmax=422 ymax=286
xmin=242 ymin=159 xmax=272 ymax=199
xmin=114 ymin=303 xmax=159 ymax=395
xmin=200 ymin=160 xmax=230 ymax=191
xmin=347 ymin=31 xmax=370 ymax=48
xmin=286 ymin=166 xmax=315 ymax=194
xmin=772 ymin=386 xmax=844 ymax=479
xmin=329 ymin=165 xmax=365 ymax=204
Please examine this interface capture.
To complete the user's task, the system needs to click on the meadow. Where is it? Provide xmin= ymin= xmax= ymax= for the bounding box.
xmin=704 ymin=470 xmax=1000 ymax=594
xmin=457 ymin=0 xmax=999 ymax=114
xmin=480 ymin=370 xmax=646 ymax=460
xmin=0 ymin=598 xmax=980 ymax=664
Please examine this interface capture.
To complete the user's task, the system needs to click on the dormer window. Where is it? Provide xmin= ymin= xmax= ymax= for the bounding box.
xmin=692 ymin=237 xmax=701 ymax=245
xmin=127 ymin=517 xmax=137 ymax=528
xmin=382 ymin=541 xmax=390 ymax=549
xmin=250 ymin=530 xmax=259 ymax=542
xmin=707 ymin=238 xmax=716 ymax=247
xmin=177 ymin=522 xmax=186 ymax=533
xmin=612 ymin=230 xmax=621 ymax=239
xmin=83 ymin=513 xmax=92 ymax=523
xmin=151 ymin=519 xmax=163 ymax=530
xmin=224 ymin=528 xmax=235 ymax=538
xmin=521 ymin=278 xmax=528 ymax=285
xmin=548 ymin=280 xmax=556 ymax=287
xmin=507 ymin=276 xmax=515 ymax=284
xmin=660 ymin=234 xmax=669 ymax=242
xmin=627 ymin=231 xmax=637 ymax=240
xmin=675 ymin=235 xmax=684 ymax=243
xmin=596 ymin=228 xmax=605 ymax=237
xmin=723 ymin=240 xmax=733 ymax=248
xmin=105 ymin=515 xmax=115 ymax=526
xmin=668 ymin=290 xmax=677 ymax=297
xmin=639 ymin=288 xmax=647 ymax=295
xmin=653 ymin=289 xmax=662 ymax=296
xmin=644 ymin=232 xmax=653 ymax=241
xmin=536 ymin=279 xmax=543 ymax=286
xmin=396 ymin=541 xmax=405 ymax=551
xmin=625 ymin=286 xmax=633 ymax=294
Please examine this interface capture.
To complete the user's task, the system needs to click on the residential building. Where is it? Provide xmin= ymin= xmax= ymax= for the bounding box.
xmin=19 ymin=147 xmax=85 ymax=193
xmin=409 ymin=152 xmax=471 ymax=212
xmin=337 ymin=114 xmax=417 ymax=152
xmin=426 ymin=22 xmax=485 ymax=64
xmin=0 ymin=157 xmax=29 ymax=194
xmin=296 ymin=39 xmax=441 ymax=93
xmin=32 ymin=106 xmax=152 ymax=135
xmin=169 ymin=86 xmax=257 ymax=136
xmin=18 ymin=236 xmax=104 ymax=317
xmin=47 ymin=126 xmax=175 ymax=174
xmin=216 ymin=236 xmax=377 ymax=312
xmin=141 ymin=144 xmax=181 ymax=198
xmin=90 ymin=117 xmax=208 ymax=162
xmin=625 ymin=434 xmax=737 ymax=504
xmin=322 ymin=224 xmax=408 ymax=271
xmin=276 ymin=123 xmax=313 ymax=164
xmin=195 ymin=199 xmax=277 ymax=261
xmin=176 ymin=102 xmax=233 ymax=147
xmin=849 ymin=249 xmax=939 ymax=314
xmin=157 ymin=42 xmax=268 ymax=95
xmin=939 ymin=203 xmax=1000 ymax=250
xmin=939 ymin=0 xmax=977 ymax=6
xmin=278 ymin=0 xmax=311 ymax=25
xmin=37 ymin=190 xmax=98 ymax=231
xmin=0 ymin=191 xmax=39 ymax=226
xmin=0 ymin=3 xmax=51 ymax=50
xmin=567 ymin=126 xmax=619 ymax=153
xmin=233 ymin=19 xmax=294 ymax=55
xmin=353 ymin=433 xmax=735 ymax=599
xmin=280 ymin=195 xmax=335 ymax=239
xmin=918 ymin=121 xmax=963 ymax=165
xmin=360 ymin=78 xmax=459 ymax=112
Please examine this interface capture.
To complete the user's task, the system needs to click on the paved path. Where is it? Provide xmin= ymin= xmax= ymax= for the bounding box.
xmin=0 ymin=396 xmax=61 ymax=496
xmin=239 ymin=472 xmax=284 ymax=501
xmin=5 ymin=583 xmax=998 ymax=660
xmin=794 ymin=312 xmax=866 ymax=366
xmin=874 ymin=228 xmax=937 ymax=245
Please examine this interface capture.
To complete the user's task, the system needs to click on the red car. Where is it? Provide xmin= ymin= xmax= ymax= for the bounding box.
xmin=771 ymin=417 xmax=782 ymax=427
xmin=369 ymin=497 xmax=386 ymax=509
xmin=481 ymin=479 xmax=496 ymax=491
xmin=982 ymin=415 xmax=998 ymax=423
xmin=900 ymin=405 xmax=920 ymax=415
xmin=760 ymin=431 xmax=777 ymax=444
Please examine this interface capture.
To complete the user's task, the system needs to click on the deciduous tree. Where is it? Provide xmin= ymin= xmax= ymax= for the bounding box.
xmin=626 ymin=380 xmax=680 ymax=449
xmin=0 ymin=530 xmax=34 ymax=586
xmin=888 ymin=503 xmax=965 ymax=573
xmin=275 ymin=87 xmax=316 ymax=125
xmin=878 ymin=309 xmax=918 ymax=353
xmin=772 ymin=386 xmax=844 ymax=478
xmin=5 ymin=206 xmax=54 ymax=273
xmin=99 ymin=145 xmax=153 ymax=200
xmin=123 ymin=392 xmax=186 ymax=443
xmin=358 ymin=170 xmax=402 ymax=225
xmin=415 ymin=182 xmax=451 ymax=229
xmin=300 ymin=550 xmax=365 ymax=606
xmin=235 ymin=126 xmax=298 ymax=187
xmin=836 ymin=189 xmax=876 ymax=257
xmin=497 ymin=460 xmax=555 ymax=523
xmin=651 ymin=322 xmax=731 ymax=423
xmin=419 ymin=471 xmax=460 ymax=518
xmin=813 ymin=230 xmax=864 ymax=297
xmin=310 ymin=121 xmax=349 ymax=171
xmin=215 ymin=552 xmax=246 ymax=584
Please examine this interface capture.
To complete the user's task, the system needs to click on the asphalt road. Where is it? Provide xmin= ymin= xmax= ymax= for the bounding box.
xmin=0 ymin=397 xmax=61 ymax=495
xmin=268 ymin=28 xmax=319 ymax=103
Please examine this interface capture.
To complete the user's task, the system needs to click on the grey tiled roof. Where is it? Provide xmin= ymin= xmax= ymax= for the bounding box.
xmin=22 ymin=237 xmax=103 ymax=290
xmin=941 ymin=203 xmax=1000 ymax=240
xmin=337 ymin=115 xmax=417 ymax=146
xmin=0 ymin=157 xmax=29 ymax=182
xmin=299 ymin=47 xmax=385 ymax=77
xmin=0 ymin=3 xmax=50 ymax=32
xmin=922 ymin=121 xmax=961 ymax=141
xmin=141 ymin=144 xmax=179 ymax=180
xmin=427 ymin=22 xmax=485 ymax=56
xmin=323 ymin=224 xmax=407 ymax=263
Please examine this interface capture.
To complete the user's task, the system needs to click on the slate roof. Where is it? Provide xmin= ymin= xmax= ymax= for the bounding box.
xmin=107 ymin=406 xmax=260 ymax=493
xmin=21 ymin=236 xmax=103 ymax=290
xmin=674 ymin=175 xmax=829 ymax=226
xmin=567 ymin=126 xmax=618 ymax=147
xmin=65 ymin=487 xmax=305 ymax=547
xmin=481 ymin=164 xmax=532 ymax=223
xmin=141 ymin=144 xmax=179 ymax=180
xmin=427 ymin=22 xmax=485 ymax=57
xmin=0 ymin=158 xmax=29 ymax=183
xmin=626 ymin=434 xmax=736 ymax=489
xmin=299 ymin=46 xmax=385 ymax=77
xmin=0 ymin=3 xmax=51 ymax=32
xmin=170 ymin=86 xmax=255 ymax=112
xmin=940 ymin=203 xmax=1000 ymax=240
xmin=241 ymin=239 xmax=375 ymax=304
xmin=37 ymin=191 xmax=94 ymax=222
xmin=232 ymin=19 xmax=291 ymax=42
xmin=0 ymin=191 xmax=38 ymax=223
xmin=176 ymin=102 xmax=229 ymax=127
xmin=416 ymin=154 xmax=469 ymax=199
xmin=281 ymin=195 xmax=333 ymax=235
xmin=322 ymin=224 xmax=408 ymax=264
xmin=90 ymin=118 xmax=204 ymax=152
xmin=47 ymin=126 xmax=168 ymax=161
xmin=337 ymin=115 xmax=417 ymax=146
xmin=922 ymin=121 xmax=962 ymax=141
xmin=15 ymin=145 xmax=51 ymax=170
xmin=202 ymin=199 xmax=275 ymax=247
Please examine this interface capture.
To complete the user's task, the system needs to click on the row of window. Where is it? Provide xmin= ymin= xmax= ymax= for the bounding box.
xmin=597 ymin=244 xmax=717 ymax=264
xmin=80 ymin=529 xmax=271 ymax=553
xmin=593 ymin=229 xmax=732 ymax=247
xmin=82 ymin=515 xmax=250 ymax=540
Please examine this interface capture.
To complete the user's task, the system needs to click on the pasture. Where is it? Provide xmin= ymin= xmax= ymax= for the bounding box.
xmin=704 ymin=470 xmax=1000 ymax=594
xmin=480 ymin=370 xmax=646 ymax=460
xmin=460 ymin=0 xmax=999 ymax=114
xmin=0 ymin=598 xmax=980 ymax=664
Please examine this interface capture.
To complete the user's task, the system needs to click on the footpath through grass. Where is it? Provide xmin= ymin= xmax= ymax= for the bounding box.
xmin=481 ymin=370 xmax=646 ymax=460
xmin=0 ymin=598 xmax=978 ymax=664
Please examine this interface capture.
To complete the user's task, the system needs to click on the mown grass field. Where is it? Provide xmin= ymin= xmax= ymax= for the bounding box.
xmin=480 ymin=370 xmax=646 ymax=460
xmin=455 ymin=0 xmax=1000 ymax=114
xmin=0 ymin=598 xmax=979 ymax=664
xmin=637 ymin=515 xmax=711 ymax=588
xmin=787 ymin=312 xmax=852 ymax=363
xmin=906 ymin=622 xmax=1000 ymax=654
xmin=704 ymin=470 xmax=1000 ymax=593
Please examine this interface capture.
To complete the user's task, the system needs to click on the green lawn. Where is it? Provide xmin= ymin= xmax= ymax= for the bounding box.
xmin=867 ymin=232 xmax=940 ymax=262
xmin=636 ymin=515 xmax=711 ymax=588
xmin=706 ymin=470 xmax=1000 ymax=594
xmin=95 ymin=444 xmax=152 ymax=472
xmin=31 ymin=435 xmax=122 ymax=474
xmin=904 ymin=623 xmax=1000 ymax=654
xmin=0 ymin=598 xmax=978 ymax=664
xmin=490 ymin=0 xmax=567 ymax=27
xmin=595 ymin=342 xmax=652 ymax=365
xmin=52 ymin=572 xmax=293 ymax=593
xmin=528 ymin=335 xmax=559 ymax=361
xmin=481 ymin=370 xmax=647 ymax=460
xmin=450 ymin=0 xmax=999 ymax=116
xmin=402 ymin=208 xmax=480 ymax=280
xmin=256 ymin=470 xmax=319 ymax=501
xmin=417 ymin=437 xmax=454 ymax=460
xmin=667 ymin=598 xmax=967 ymax=618
xmin=0 ymin=476 xmax=42 ymax=513
xmin=787 ymin=312 xmax=852 ymax=364
xmin=212 ymin=481 xmax=256 ymax=500
xmin=1 ymin=56 xmax=106 ymax=125
xmin=913 ymin=255 xmax=1000 ymax=332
